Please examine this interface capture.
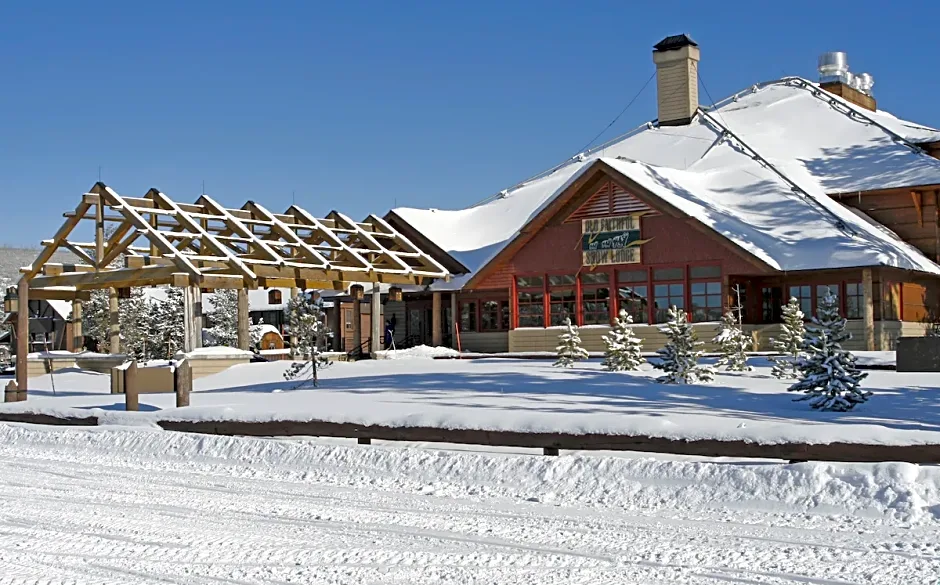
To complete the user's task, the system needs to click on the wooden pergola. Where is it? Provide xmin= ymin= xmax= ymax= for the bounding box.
xmin=7 ymin=182 xmax=450 ymax=398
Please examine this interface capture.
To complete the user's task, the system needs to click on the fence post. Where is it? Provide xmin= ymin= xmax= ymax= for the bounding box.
xmin=175 ymin=359 xmax=192 ymax=408
xmin=124 ymin=361 xmax=138 ymax=411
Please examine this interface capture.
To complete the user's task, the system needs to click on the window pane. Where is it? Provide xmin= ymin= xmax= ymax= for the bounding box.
xmin=653 ymin=267 xmax=684 ymax=281
xmin=691 ymin=282 xmax=706 ymax=295
xmin=669 ymin=283 xmax=683 ymax=296
xmin=846 ymin=283 xmax=858 ymax=295
xmin=817 ymin=284 xmax=839 ymax=300
xmin=706 ymin=282 xmax=721 ymax=294
xmin=516 ymin=276 xmax=544 ymax=288
xmin=689 ymin=265 xmax=721 ymax=279
xmin=654 ymin=284 xmax=668 ymax=297
xmin=581 ymin=271 xmax=610 ymax=285
xmin=617 ymin=269 xmax=647 ymax=283
xmin=846 ymin=297 xmax=860 ymax=319
xmin=619 ymin=285 xmax=648 ymax=324
xmin=548 ymin=274 xmax=576 ymax=286
xmin=460 ymin=302 xmax=477 ymax=332
xmin=707 ymin=294 xmax=722 ymax=307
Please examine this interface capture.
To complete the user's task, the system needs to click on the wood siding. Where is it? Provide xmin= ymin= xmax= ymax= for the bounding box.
xmin=835 ymin=190 xmax=940 ymax=261
xmin=565 ymin=180 xmax=651 ymax=222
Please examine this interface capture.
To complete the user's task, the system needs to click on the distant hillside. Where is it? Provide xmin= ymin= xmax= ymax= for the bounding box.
xmin=0 ymin=247 xmax=75 ymax=293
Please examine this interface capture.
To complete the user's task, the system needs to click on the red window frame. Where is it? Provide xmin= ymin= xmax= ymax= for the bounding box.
xmin=615 ymin=267 xmax=651 ymax=325
xmin=479 ymin=298 xmax=510 ymax=331
xmin=845 ymin=282 xmax=863 ymax=319
xmin=580 ymin=270 xmax=612 ymax=325
xmin=547 ymin=273 xmax=577 ymax=326
xmin=652 ymin=264 xmax=686 ymax=324
xmin=689 ymin=265 xmax=723 ymax=323
xmin=459 ymin=301 xmax=478 ymax=332
xmin=515 ymin=275 xmax=546 ymax=328
xmin=787 ymin=284 xmax=812 ymax=317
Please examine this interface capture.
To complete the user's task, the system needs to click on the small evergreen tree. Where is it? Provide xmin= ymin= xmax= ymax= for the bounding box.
xmin=119 ymin=288 xmax=152 ymax=360
xmin=770 ymin=297 xmax=806 ymax=379
xmin=553 ymin=317 xmax=589 ymax=368
xmin=82 ymin=289 xmax=111 ymax=353
xmin=655 ymin=306 xmax=714 ymax=384
xmin=153 ymin=287 xmax=185 ymax=359
xmin=205 ymin=289 xmax=239 ymax=347
xmin=283 ymin=292 xmax=332 ymax=386
xmin=714 ymin=310 xmax=751 ymax=371
xmin=602 ymin=309 xmax=644 ymax=371
xmin=788 ymin=291 xmax=870 ymax=411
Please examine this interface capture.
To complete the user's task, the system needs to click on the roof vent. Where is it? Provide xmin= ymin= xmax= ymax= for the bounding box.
xmin=818 ymin=51 xmax=875 ymax=97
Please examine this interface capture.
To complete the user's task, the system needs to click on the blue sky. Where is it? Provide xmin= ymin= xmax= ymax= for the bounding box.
xmin=1 ymin=1 xmax=937 ymax=246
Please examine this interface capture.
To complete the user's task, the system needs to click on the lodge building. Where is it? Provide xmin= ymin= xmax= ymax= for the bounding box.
xmin=374 ymin=35 xmax=940 ymax=354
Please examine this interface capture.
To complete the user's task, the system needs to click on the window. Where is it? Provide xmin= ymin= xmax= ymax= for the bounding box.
xmin=460 ymin=301 xmax=477 ymax=332
xmin=654 ymin=283 xmax=685 ymax=323
xmin=581 ymin=272 xmax=610 ymax=325
xmin=344 ymin=308 xmax=353 ymax=331
xmin=816 ymin=284 xmax=840 ymax=314
xmin=617 ymin=269 xmax=647 ymax=283
xmin=653 ymin=267 xmax=683 ymax=281
xmin=691 ymin=281 xmax=722 ymax=322
xmin=516 ymin=276 xmax=545 ymax=328
xmin=480 ymin=300 xmax=509 ymax=331
xmin=548 ymin=275 xmax=576 ymax=326
xmin=846 ymin=283 xmax=863 ymax=319
xmin=268 ymin=289 xmax=283 ymax=305
xmin=619 ymin=285 xmax=649 ymax=324
xmin=789 ymin=285 xmax=811 ymax=316
xmin=690 ymin=265 xmax=721 ymax=279
xmin=762 ymin=287 xmax=782 ymax=322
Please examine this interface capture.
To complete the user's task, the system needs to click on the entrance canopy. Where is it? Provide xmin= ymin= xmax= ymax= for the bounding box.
xmin=21 ymin=183 xmax=450 ymax=295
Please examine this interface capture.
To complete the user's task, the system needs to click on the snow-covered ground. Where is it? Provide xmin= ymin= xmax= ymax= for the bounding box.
xmin=2 ymin=355 xmax=940 ymax=446
xmin=0 ymin=422 xmax=937 ymax=584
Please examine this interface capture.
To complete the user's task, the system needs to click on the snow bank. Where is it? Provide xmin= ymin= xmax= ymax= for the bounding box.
xmin=174 ymin=346 xmax=254 ymax=360
xmin=378 ymin=345 xmax=460 ymax=360
xmin=2 ymin=423 xmax=937 ymax=523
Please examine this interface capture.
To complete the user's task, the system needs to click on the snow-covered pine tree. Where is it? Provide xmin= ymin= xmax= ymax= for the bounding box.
xmin=788 ymin=291 xmax=870 ymax=411
xmin=770 ymin=297 xmax=806 ymax=379
xmin=655 ymin=305 xmax=714 ymax=384
xmin=205 ymin=289 xmax=239 ymax=347
xmin=249 ymin=317 xmax=266 ymax=349
xmin=119 ymin=288 xmax=152 ymax=360
xmin=602 ymin=309 xmax=643 ymax=371
xmin=152 ymin=287 xmax=185 ymax=359
xmin=81 ymin=289 xmax=111 ymax=352
xmin=713 ymin=310 xmax=751 ymax=371
xmin=283 ymin=292 xmax=332 ymax=386
xmin=553 ymin=317 xmax=589 ymax=368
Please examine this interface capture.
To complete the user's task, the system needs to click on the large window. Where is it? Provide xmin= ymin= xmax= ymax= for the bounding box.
xmin=581 ymin=272 xmax=610 ymax=325
xmin=460 ymin=301 xmax=477 ymax=332
xmin=480 ymin=300 xmax=510 ymax=331
xmin=690 ymin=281 xmax=722 ymax=322
xmin=762 ymin=287 xmax=782 ymax=322
xmin=516 ymin=276 xmax=545 ymax=328
xmin=789 ymin=285 xmax=812 ymax=316
xmin=618 ymin=269 xmax=649 ymax=324
xmin=845 ymin=283 xmax=863 ymax=319
xmin=653 ymin=267 xmax=684 ymax=323
xmin=816 ymin=284 xmax=840 ymax=314
xmin=548 ymin=275 xmax=576 ymax=326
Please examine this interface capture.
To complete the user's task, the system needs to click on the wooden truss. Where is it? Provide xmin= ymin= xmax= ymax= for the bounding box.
xmin=21 ymin=182 xmax=450 ymax=293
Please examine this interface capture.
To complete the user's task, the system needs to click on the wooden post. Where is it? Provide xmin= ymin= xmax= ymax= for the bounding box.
xmin=71 ymin=299 xmax=83 ymax=352
xmin=15 ymin=278 xmax=28 ymax=399
xmin=109 ymin=287 xmax=120 ymax=354
xmin=330 ymin=300 xmax=342 ymax=351
xmin=4 ymin=380 xmax=17 ymax=403
xmin=370 ymin=283 xmax=382 ymax=357
xmin=351 ymin=296 xmax=362 ymax=356
xmin=236 ymin=288 xmax=250 ymax=351
xmin=450 ymin=293 xmax=458 ymax=349
xmin=862 ymin=268 xmax=875 ymax=351
xmin=431 ymin=292 xmax=442 ymax=347
xmin=124 ymin=361 xmax=139 ymax=411
xmin=175 ymin=359 xmax=192 ymax=407
xmin=95 ymin=198 xmax=105 ymax=269
xmin=183 ymin=286 xmax=202 ymax=352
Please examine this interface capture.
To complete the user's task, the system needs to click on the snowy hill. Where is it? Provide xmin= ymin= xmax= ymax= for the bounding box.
xmin=0 ymin=247 xmax=74 ymax=292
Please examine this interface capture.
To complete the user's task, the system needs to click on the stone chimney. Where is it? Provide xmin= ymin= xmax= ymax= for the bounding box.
xmin=652 ymin=34 xmax=700 ymax=126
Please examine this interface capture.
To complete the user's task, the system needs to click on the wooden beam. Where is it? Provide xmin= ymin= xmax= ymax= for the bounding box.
xmin=29 ymin=265 xmax=180 ymax=290
xmin=95 ymin=197 xmax=105 ymax=269
xmin=41 ymin=263 xmax=97 ymax=276
xmin=27 ymin=288 xmax=91 ymax=302
xmin=912 ymin=190 xmax=924 ymax=228
xmin=23 ymin=199 xmax=91 ymax=280
xmin=64 ymin=242 xmax=97 ymax=267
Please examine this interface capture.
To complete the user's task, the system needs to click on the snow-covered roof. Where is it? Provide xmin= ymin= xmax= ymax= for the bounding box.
xmin=393 ymin=77 xmax=940 ymax=284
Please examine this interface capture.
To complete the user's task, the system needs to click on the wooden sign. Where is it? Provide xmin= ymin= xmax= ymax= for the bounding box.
xmin=581 ymin=213 xmax=648 ymax=267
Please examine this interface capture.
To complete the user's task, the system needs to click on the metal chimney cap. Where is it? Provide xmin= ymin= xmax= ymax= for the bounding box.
xmin=654 ymin=34 xmax=698 ymax=52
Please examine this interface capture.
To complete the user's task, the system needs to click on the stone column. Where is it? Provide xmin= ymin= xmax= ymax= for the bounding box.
xmin=370 ymin=284 xmax=382 ymax=357
xmin=862 ymin=268 xmax=875 ymax=351
xmin=71 ymin=299 xmax=83 ymax=352
xmin=431 ymin=291 xmax=442 ymax=347
xmin=236 ymin=288 xmax=250 ymax=350
xmin=109 ymin=287 xmax=120 ymax=354
xmin=15 ymin=279 xmax=29 ymax=398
